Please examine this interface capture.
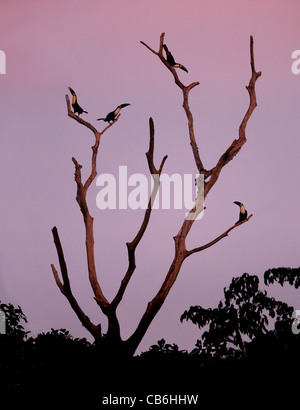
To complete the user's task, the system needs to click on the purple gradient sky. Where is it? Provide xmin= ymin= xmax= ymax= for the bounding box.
xmin=1 ymin=0 xmax=300 ymax=354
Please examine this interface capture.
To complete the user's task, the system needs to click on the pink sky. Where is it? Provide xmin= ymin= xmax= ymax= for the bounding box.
xmin=1 ymin=0 xmax=300 ymax=354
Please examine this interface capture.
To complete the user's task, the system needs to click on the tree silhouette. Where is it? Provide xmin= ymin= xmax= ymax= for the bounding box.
xmin=180 ymin=273 xmax=294 ymax=359
xmin=0 ymin=304 xmax=100 ymax=404
xmin=1 ymin=296 xmax=298 ymax=405
xmin=51 ymin=33 xmax=261 ymax=358
xmin=0 ymin=301 xmax=29 ymax=399
xmin=0 ymin=300 xmax=28 ymax=340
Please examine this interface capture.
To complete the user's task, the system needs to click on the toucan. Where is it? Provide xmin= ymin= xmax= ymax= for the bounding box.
xmin=233 ymin=201 xmax=248 ymax=224
xmin=97 ymin=104 xmax=130 ymax=123
xmin=68 ymin=87 xmax=88 ymax=116
xmin=163 ymin=44 xmax=188 ymax=73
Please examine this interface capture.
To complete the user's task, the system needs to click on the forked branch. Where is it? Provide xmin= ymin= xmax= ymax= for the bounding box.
xmin=51 ymin=227 xmax=100 ymax=339
xmin=141 ymin=33 xmax=207 ymax=176
xmin=66 ymin=95 xmax=116 ymax=138
xmin=66 ymin=95 xmax=118 ymax=193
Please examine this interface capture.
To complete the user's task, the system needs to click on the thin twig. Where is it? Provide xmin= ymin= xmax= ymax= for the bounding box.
xmin=186 ymin=214 xmax=253 ymax=257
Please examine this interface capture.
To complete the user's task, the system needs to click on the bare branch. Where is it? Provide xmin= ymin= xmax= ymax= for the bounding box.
xmin=141 ymin=33 xmax=185 ymax=90
xmin=66 ymin=95 xmax=99 ymax=136
xmin=84 ymin=115 xmax=120 ymax=192
xmin=141 ymin=34 xmax=207 ymax=177
xmin=51 ymin=264 xmax=64 ymax=293
xmin=205 ymin=35 xmax=261 ymax=197
xmin=66 ymin=95 xmax=119 ymax=193
xmin=146 ymin=117 xmax=168 ymax=174
xmin=72 ymin=156 xmax=83 ymax=188
xmin=158 ymin=32 xmax=165 ymax=54
xmin=65 ymin=96 xmax=115 ymax=311
xmin=50 ymin=227 xmax=100 ymax=339
xmin=140 ymin=41 xmax=158 ymax=56
xmin=182 ymin=83 xmax=206 ymax=176
xmin=140 ymin=32 xmax=164 ymax=56
xmin=186 ymin=214 xmax=253 ymax=257
xmin=51 ymin=226 xmax=71 ymax=292
xmin=112 ymin=118 xmax=168 ymax=308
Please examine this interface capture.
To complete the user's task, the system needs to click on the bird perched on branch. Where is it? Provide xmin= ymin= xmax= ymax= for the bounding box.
xmin=97 ymin=104 xmax=130 ymax=123
xmin=68 ymin=87 xmax=88 ymax=116
xmin=163 ymin=44 xmax=188 ymax=73
xmin=233 ymin=201 xmax=248 ymax=224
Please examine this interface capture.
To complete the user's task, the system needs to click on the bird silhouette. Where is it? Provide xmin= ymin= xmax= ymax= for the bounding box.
xmin=68 ymin=87 xmax=88 ymax=116
xmin=97 ymin=104 xmax=130 ymax=123
xmin=163 ymin=44 xmax=188 ymax=73
xmin=233 ymin=201 xmax=248 ymax=224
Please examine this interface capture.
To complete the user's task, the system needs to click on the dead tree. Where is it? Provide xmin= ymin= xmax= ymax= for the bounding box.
xmin=51 ymin=33 xmax=261 ymax=358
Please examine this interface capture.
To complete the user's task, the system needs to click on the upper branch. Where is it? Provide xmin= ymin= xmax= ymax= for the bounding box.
xmin=141 ymin=33 xmax=183 ymax=89
xmin=66 ymin=95 xmax=118 ymax=193
xmin=66 ymin=95 xmax=99 ymax=136
xmin=205 ymin=35 xmax=261 ymax=197
xmin=141 ymin=33 xmax=207 ymax=176
xmin=130 ymin=118 xmax=168 ymax=249
xmin=146 ymin=117 xmax=168 ymax=174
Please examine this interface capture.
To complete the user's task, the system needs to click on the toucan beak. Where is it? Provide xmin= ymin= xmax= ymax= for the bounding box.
xmin=68 ymin=87 xmax=75 ymax=95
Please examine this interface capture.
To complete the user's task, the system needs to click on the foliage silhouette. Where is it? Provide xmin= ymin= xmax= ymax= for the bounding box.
xmin=0 ymin=301 xmax=30 ymax=397
xmin=179 ymin=270 xmax=300 ymax=406
xmin=264 ymin=266 xmax=300 ymax=288
xmin=146 ymin=338 xmax=188 ymax=355
xmin=0 ymin=300 xmax=28 ymax=339
xmin=1 ymin=267 xmax=299 ymax=406
xmin=180 ymin=273 xmax=294 ymax=359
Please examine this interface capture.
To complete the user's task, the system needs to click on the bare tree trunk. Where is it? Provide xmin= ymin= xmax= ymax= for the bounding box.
xmin=51 ymin=34 xmax=261 ymax=358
